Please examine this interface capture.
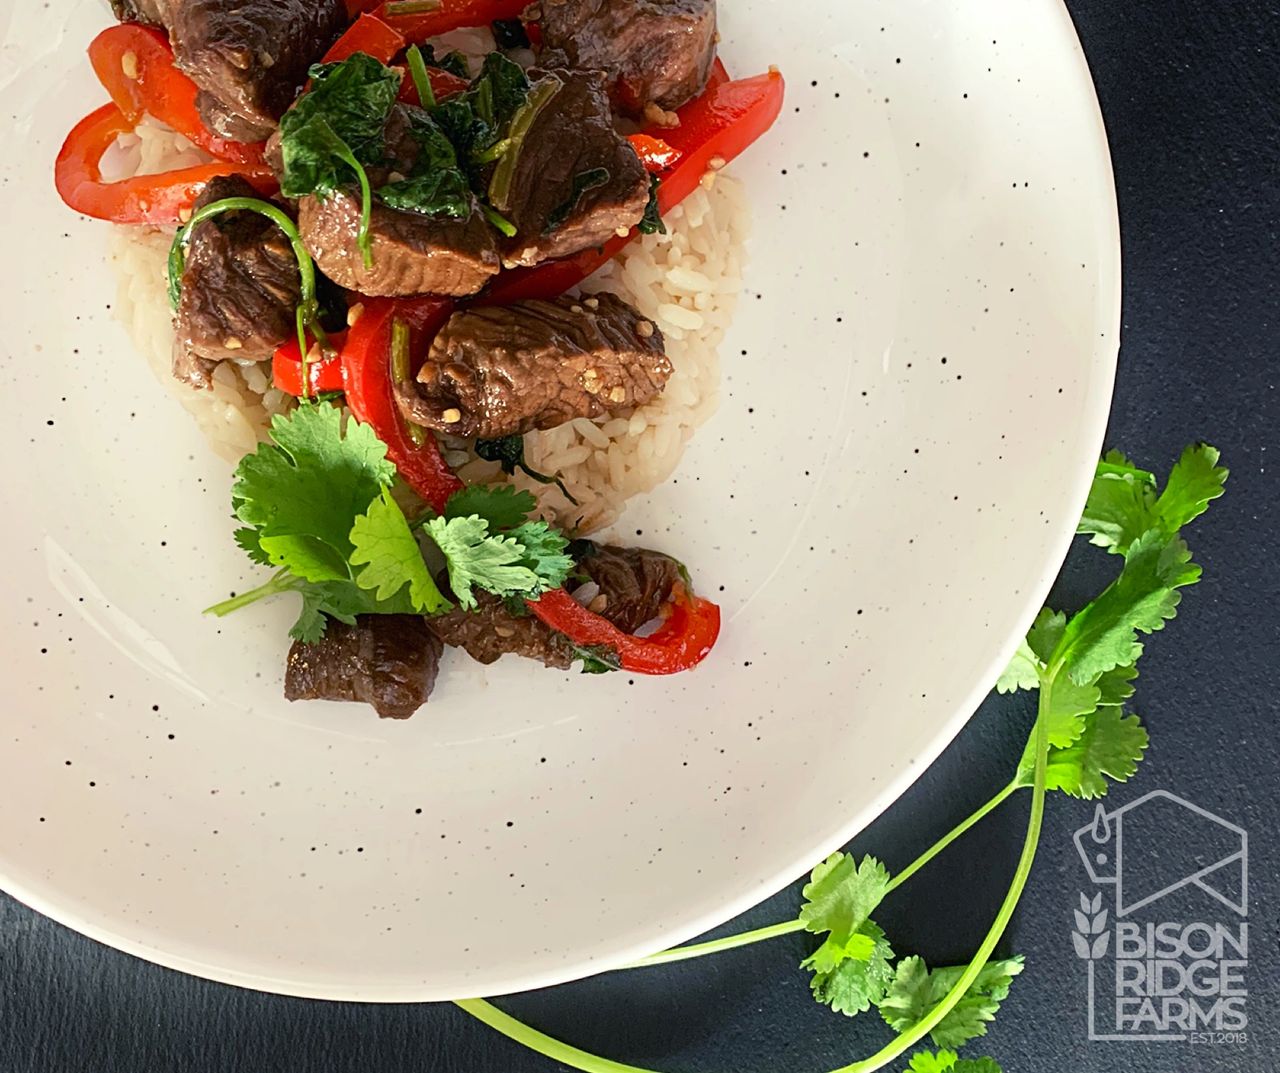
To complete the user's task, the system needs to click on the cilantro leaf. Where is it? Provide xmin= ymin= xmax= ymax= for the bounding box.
xmin=878 ymin=956 xmax=1024 ymax=1048
xmin=1056 ymin=530 xmax=1201 ymax=684
xmin=349 ymin=488 xmax=450 ymax=613
xmin=805 ymin=921 xmax=895 ymax=1016
xmin=1025 ymin=608 xmax=1067 ymax=664
xmin=290 ymin=579 xmax=418 ymax=643
xmin=233 ymin=406 xmax=394 ymax=581
xmin=444 ymin=484 xmax=536 ymax=530
xmin=1018 ymin=707 xmax=1149 ymax=798
xmin=907 ymin=1052 xmax=960 ymax=1073
xmin=1095 ymin=663 xmax=1139 ymax=707
xmin=424 ymin=515 xmax=540 ymax=609
xmin=1077 ymin=463 xmax=1156 ymax=555
xmin=507 ymin=521 xmax=574 ymax=592
xmin=799 ymin=853 xmax=892 ymax=966
xmin=234 ymin=527 xmax=273 ymax=567
xmin=1154 ymin=443 xmax=1228 ymax=532
xmin=994 ymin=639 xmax=1039 ymax=694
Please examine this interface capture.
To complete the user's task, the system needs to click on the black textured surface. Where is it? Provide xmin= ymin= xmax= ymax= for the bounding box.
xmin=3 ymin=2 xmax=1278 ymax=1070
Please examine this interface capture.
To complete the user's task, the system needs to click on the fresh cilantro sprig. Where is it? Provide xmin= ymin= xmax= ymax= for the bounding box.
xmin=206 ymin=405 xmax=572 ymax=638
xmin=451 ymin=445 xmax=1226 ymax=1073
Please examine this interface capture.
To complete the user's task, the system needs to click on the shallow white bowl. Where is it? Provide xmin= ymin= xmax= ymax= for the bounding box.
xmin=0 ymin=0 xmax=1117 ymax=999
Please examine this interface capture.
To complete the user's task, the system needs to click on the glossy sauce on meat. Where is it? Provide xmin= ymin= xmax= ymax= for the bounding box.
xmin=284 ymin=615 xmax=443 ymax=719
xmin=397 ymin=292 xmax=670 ymax=438
xmin=538 ymin=0 xmax=718 ymax=115
xmin=173 ymin=175 xmax=300 ymax=388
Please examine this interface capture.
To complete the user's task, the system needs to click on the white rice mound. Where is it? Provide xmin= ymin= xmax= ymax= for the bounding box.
xmin=109 ymin=121 xmax=748 ymax=531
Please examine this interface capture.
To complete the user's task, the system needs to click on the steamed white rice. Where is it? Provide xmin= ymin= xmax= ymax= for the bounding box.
xmin=109 ymin=120 xmax=747 ymax=532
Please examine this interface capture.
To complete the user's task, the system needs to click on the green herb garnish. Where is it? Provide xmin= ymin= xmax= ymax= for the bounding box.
xmin=475 ymin=434 xmax=578 ymax=505
xmin=208 ymin=406 xmax=573 ymax=638
xmin=638 ymin=175 xmax=666 ymax=235
xmin=448 ymin=445 xmax=1228 ymax=1073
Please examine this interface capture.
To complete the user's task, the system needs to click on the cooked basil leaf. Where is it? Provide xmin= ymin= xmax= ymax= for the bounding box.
xmin=378 ymin=108 xmax=474 ymax=219
xmin=280 ymin=54 xmax=401 ymax=199
xmin=638 ymin=174 xmax=667 ymax=235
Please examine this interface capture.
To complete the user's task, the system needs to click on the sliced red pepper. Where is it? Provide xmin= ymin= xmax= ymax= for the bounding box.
xmin=323 ymin=12 xmax=407 ymax=64
xmin=527 ymin=586 xmax=721 ymax=675
xmin=377 ymin=0 xmax=530 ymax=42
xmin=340 ymin=297 xmax=463 ymax=512
xmin=397 ymin=65 xmax=471 ymax=106
xmin=482 ymin=67 xmax=785 ymax=305
xmin=87 ymin=24 xmax=265 ymax=165
xmin=273 ymin=332 xmax=347 ymax=396
xmin=627 ymin=133 xmax=682 ymax=174
xmin=54 ymin=102 xmax=277 ymax=227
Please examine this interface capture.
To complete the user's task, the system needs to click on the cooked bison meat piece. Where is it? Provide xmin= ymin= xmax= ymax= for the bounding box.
xmin=284 ymin=615 xmax=443 ymax=720
xmin=149 ymin=0 xmax=346 ymax=142
xmin=111 ymin=0 xmax=169 ymax=26
xmin=173 ymin=175 xmax=300 ymax=389
xmin=496 ymin=70 xmax=649 ymax=268
xmin=296 ymin=105 xmax=501 ymax=297
xmin=299 ymin=193 xmax=500 ymax=297
xmin=431 ymin=543 xmax=681 ymax=670
xmin=397 ymin=291 xmax=670 ymax=438
xmin=538 ymin=0 xmax=718 ymax=115
xmin=430 ymin=593 xmax=574 ymax=669
xmin=578 ymin=543 xmax=683 ymax=633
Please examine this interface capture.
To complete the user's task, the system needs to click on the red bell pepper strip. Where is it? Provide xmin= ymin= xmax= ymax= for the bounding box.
xmin=482 ymin=67 xmax=785 ymax=305
xmin=377 ymin=0 xmax=530 ymax=42
xmin=397 ymin=65 xmax=471 ymax=106
xmin=627 ymin=133 xmax=682 ymax=174
xmin=87 ymin=25 xmax=265 ymax=165
xmin=273 ymin=332 xmax=347 ymax=396
xmin=323 ymin=12 xmax=406 ymax=65
xmin=55 ymin=102 xmax=277 ymax=227
xmin=527 ymin=586 xmax=721 ymax=675
xmin=339 ymin=298 xmax=463 ymax=512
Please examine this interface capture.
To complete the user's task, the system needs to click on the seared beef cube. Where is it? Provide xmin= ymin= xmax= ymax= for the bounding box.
xmin=496 ymin=70 xmax=649 ymax=268
xmin=298 ymin=192 xmax=500 ymax=297
xmin=111 ymin=0 xmax=170 ymax=26
xmin=284 ymin=615 xmax=443 ymax=720
xmin=166 ymin=0 xmax=347 ymax=141
xmin=577 ymin=544 xmax=682 ymax=633
xmin=397 ymin=292 xmax=670 ymax=438
xmin=429 ymin=593 xmax=573 ymax=669
xmin=539 ymin=0 xmax=718 ymax=115
xmin=295 ymin=104 xmax=501 ymax=297
xmin=173 ymin=175 xmax=300 ymax=389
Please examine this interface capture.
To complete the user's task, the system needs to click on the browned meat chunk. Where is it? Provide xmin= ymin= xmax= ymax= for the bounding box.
xmin=173 ymin=175 xmax=300 ymax=389
xmin=578 ymin=543 xmax=682 ymax=633
xmin=538 ymin=0 xmax=718 ymax=115
xmin=397 ymin=292 xmax=670 ymax=438
xmin=111 ymin=0 xmax=169 ymax=26
xmin=295 ymin=105 xmax=501 ymax=297
xmin=298 ymin=193 xmax=500 ymax=298
xmin=430 ymin=543 xmax=681 ymax=670
xmin=165 ymin=0 xmax=347 ymax=142
xmin=496 ymin=70 xmax=649 ymax=268
xmin=429 ymin=593 xmax=573 ymax=669
xmin=284 ymin=616 xmax=443 ymax=720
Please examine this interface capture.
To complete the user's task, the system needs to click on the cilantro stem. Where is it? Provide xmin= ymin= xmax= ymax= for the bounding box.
xmin=832 ymin=675 xmax=1054 ymax=1073
xmin=454 ymin=999 xmax=660 ymax=1073
xmin=884 ymin=781 xmax=1019 ymax=894
xmin=626 ymin=780 xmax=1019 ymax=970
xmin=203 ymin=569 xmax=298 ymax=618
xmin=623 ymin=919 xmax=806 ymax=968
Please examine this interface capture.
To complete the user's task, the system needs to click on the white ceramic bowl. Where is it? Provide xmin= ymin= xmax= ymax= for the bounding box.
xmin=0 ymin=0 xmax=1118 ymax=999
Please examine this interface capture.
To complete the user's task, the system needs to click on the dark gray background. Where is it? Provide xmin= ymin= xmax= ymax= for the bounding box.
xmin=3 ymin=2 xmax=1277 ymax=1070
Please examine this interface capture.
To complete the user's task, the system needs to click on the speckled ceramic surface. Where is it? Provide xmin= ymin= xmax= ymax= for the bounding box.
xmin=0 ymin=0 xmax=1118 ymax=999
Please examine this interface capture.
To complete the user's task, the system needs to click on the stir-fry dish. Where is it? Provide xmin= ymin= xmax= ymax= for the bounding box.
xmin=55 ymin=0 xmax=784 ymax=718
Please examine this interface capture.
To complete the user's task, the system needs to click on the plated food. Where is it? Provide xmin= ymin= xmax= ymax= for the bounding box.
xmin=55 ymin=0 xmax=784 ymax=718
